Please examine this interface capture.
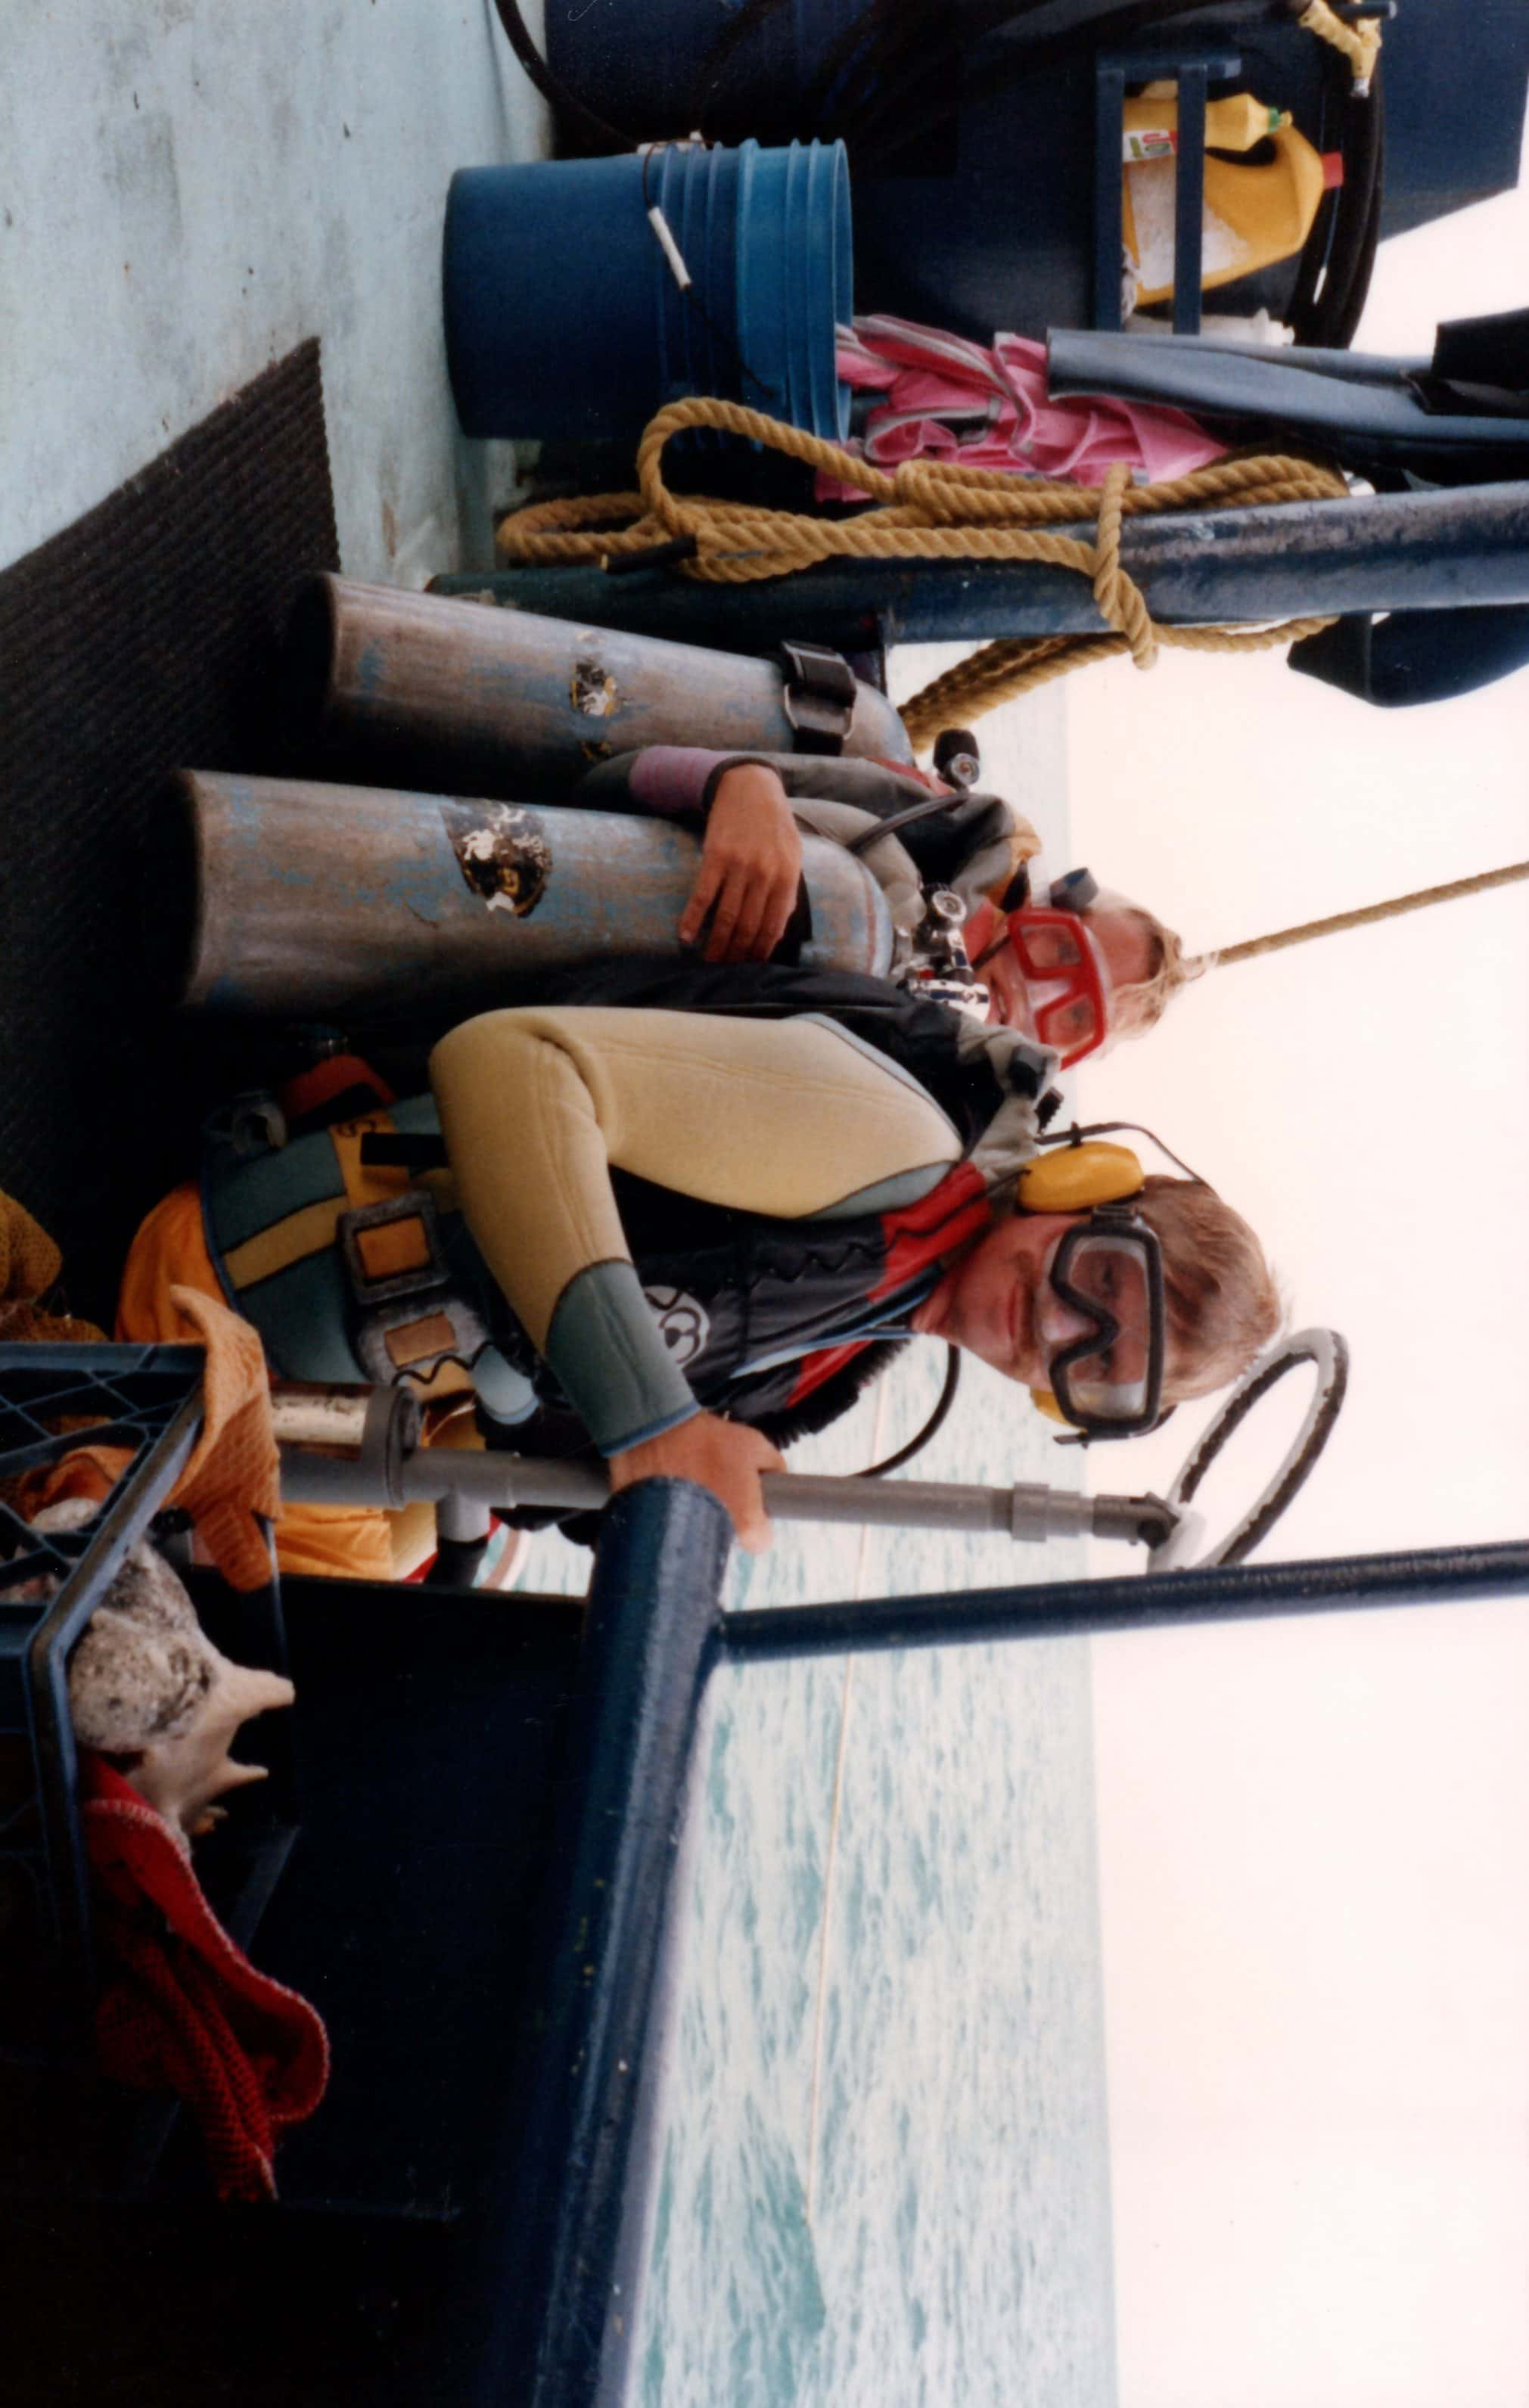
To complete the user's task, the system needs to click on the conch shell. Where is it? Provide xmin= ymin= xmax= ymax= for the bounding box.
xmin=32 ymin=1501 xmax=294 ymax=1842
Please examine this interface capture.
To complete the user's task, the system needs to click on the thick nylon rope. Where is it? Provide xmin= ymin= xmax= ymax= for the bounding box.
xmin=1198 ymin=858 xmax=1529 ymax=971
xmin=1298 ymin=0 xmax=1382 ymax=89
xmin=897 ymin=609 xmax=1338 ymax=745
xmin=496 ymin=397 xmax=1347 ymax=745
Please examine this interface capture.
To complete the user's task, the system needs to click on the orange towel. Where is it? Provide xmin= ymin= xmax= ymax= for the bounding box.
xmin=20 ymin=1182 xmax=401 ymax=1586
xmin=30 ymin=1285 xmax=281 ymax=1592
xmin=0 ymin=1187 xmax=105 ymax=1346
xmin=113 ymin=1184 xmax=394 ymax=1583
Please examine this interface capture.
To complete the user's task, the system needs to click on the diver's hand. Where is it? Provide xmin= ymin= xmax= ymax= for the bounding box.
xmin=608 ymin=1411 xmax=785 ymax=1552
xmin=679 ymin=763 xmax=803 ymax=963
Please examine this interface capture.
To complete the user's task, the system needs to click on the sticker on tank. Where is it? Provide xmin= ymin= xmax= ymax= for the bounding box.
xmin=570 ymin=657 xmax=619 ymax=718
xmin=443 ymin=801 xmax=553 ymax=917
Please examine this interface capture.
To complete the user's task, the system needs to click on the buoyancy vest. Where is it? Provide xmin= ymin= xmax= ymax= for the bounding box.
xmin=200 ymin=1090 xmax=520 ymax=1397
xmin=200 ymin=974 xmax=1048 ymax=1450
xmin=200 ymin=1092 xmax=992 ymax=1438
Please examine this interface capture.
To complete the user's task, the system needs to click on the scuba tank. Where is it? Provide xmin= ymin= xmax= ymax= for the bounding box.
xmin=169 ymin=770 xmax=896 ymax=1021
xmin=281 ymin=577 xmax=914 ymax=801
xmin=1121 ymin=89 xmax=1337 ymax=309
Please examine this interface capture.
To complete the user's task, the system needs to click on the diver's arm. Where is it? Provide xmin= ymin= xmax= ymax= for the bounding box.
xmin=608 ymin=1414 xmax=785 ymax=1553
xmin=573 ymin=746 xmax=772 ymax=818
xmin=580 ymin=747 xmax=1041 ymax=915
xmin=428 ymin=1005 xmax=961 ymax=1463
xmin=677 ymin=763 xmax=801 ymax=959
xmin=574 ymin=749 xmax=803 ymax=961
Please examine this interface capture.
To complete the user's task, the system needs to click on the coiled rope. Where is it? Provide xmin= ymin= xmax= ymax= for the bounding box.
xmin=496 ymin=396 xmax=1346 ymax=747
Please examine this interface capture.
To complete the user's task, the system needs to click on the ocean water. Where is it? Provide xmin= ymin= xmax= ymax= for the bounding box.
xmin=628 ymin=1349 xmax=1117 ymax=2408
xmin=514 ymin=685 xmax=1118 ymax=2403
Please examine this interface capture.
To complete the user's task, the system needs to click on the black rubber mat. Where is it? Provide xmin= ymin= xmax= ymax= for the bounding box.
xmin=0 ymin=341 xmax=340 ymax=1323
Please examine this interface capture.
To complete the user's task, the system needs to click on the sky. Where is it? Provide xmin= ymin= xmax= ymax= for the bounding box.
xmin=1058 ymin=105 xmax=1529 ymax=2408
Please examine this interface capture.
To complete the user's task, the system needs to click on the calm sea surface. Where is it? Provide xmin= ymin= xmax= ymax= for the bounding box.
xmin=514 ymin=686 xmax=1116 ymax=2403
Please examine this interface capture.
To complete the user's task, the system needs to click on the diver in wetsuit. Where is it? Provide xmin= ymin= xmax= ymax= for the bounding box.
xmin=424 ymin=1003 xmax=1278 ymax=1549
xmin=118 ymin=988 xmax=1277 ymax=1567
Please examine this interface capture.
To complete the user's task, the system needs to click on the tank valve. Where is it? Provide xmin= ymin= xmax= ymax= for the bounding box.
xmin=900 ymin=887 xmax=990 ymax=1021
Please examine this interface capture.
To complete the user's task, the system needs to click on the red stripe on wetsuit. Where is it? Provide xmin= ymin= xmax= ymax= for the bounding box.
xmin=784 ymin=1161 xmax=990 ymax=1407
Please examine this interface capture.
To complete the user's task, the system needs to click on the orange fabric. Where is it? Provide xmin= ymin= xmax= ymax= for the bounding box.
xmin=0 ymin=1187 xmax=106 ymax=1346
xmin=114 ymin=1186 xmax=395 ymax=1585
xmin=114 ymin=1180 xmax=223 ymax=1325
xmin=33 ymin=1286 xmax=281 ymax=1591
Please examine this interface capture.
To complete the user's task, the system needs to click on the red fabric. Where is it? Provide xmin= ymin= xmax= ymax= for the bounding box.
xmin=785 ymin=1337 xmax=872 ymax=1409
xmin=275 ymin=1052 xmax=396 ymax=1123
xmin=81 ymin=1755 xmax=328 ymax=2202
xmin=869 ymin=1161 xmax=991 ymax=1303
xmin=785 ymin=1163 xmax=993 ymax=1408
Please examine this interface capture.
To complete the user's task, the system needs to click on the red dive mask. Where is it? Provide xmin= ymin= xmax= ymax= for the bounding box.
xmin=974 ymin=906 xmax=1111 ymax=1067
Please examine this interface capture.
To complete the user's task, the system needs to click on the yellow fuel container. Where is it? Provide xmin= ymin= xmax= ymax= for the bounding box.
xmin=1121 ymin=89 xmax=1335 ymax=307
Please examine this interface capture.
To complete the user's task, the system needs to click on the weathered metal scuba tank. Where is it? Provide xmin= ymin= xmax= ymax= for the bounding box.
xmin=281 ymin=576 xmax=913 ymax=800
xmin=172 ymin=771 xmax=894 ymax=1020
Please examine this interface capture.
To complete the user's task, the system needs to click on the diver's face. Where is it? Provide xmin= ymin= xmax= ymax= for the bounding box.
xmin=964 ymin=899 xmax=1036 ymax=1036
xmin=912 ymin=1210 xmax=1099 ymax=1385
xmin=964 ymin=903 xmax=1152 ymax=1052
xmin=1090 ymin=907 xmax=1153 ymax=997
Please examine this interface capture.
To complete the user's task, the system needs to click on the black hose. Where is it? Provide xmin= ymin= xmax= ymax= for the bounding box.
xmin=1282 ymin=43 xmax=1345 ymax=329
xmin=489 ymin=0 xmax=636 ymax=151
xmin=857 ymin=1345 xmax=962 ymax=1475
xmin=1291 ymin=66 xmax=1383 ymax=346
xmin=800 ymin=0 xmax=941 ymax=140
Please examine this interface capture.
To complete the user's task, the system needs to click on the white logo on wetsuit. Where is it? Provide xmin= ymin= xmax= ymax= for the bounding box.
xmin=643 ymin=1287 xmax=711 ymax=1368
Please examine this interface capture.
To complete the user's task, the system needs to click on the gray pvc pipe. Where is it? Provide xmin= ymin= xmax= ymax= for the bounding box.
xmin=278 ymin=1441 xmax=1172 ymax=1548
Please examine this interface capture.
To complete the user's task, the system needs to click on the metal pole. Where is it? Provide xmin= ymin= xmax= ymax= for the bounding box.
xmin=719 ymin=1540 xmax=1529 ymax=1661
xmin=276 ymin=1440 xmax=1176 ymax=1549
xmin=430 ymin=481 xmax=1529 ymax=649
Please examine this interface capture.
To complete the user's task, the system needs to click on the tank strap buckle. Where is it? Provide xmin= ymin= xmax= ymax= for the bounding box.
xmin=779 ymin=639 xmax=857 ymax=754
xmin=337 ymin=1189 xmax=488 ymax=1385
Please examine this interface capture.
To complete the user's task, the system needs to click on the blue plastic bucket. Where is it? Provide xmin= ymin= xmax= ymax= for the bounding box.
xmin=444 ymin=140 xmax=851 ymax=444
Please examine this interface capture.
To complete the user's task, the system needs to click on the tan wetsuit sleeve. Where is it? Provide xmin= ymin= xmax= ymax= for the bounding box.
xmin=429 ymin=1005 xmax=960 ymax=1453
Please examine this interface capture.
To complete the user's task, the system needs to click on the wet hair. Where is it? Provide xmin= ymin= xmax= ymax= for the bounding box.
xmin=1083 ymin=893 xmax=1204 ymax=1039
xmin=1134 ymin=1174 xmax=1283 ymax=1402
